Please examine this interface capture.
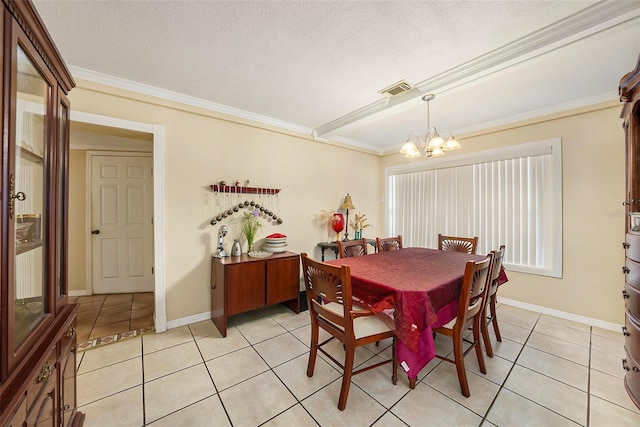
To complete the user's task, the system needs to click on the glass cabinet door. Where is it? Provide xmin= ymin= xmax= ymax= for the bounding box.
xmin=12 ymin=44 xmax=50 ymax=349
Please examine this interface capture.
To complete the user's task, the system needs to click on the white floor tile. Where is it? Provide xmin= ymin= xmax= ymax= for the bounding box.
xmin=302 ymin=379 xmax=387 ymax=426
xmin=146 ymin=395 xmax=230 ymax=426
xmin=517 ymin=346 xmax=588 ymax=391
xmin=219 ymin=370 xmax=297 ymax=426
xmin=253 ymin=332 xmax=309 ymax=368
xmin=424 ymin=362 xmax=500 ymax=416
xmin=205 ymin=346 xmax=269 ymax=391
xmin=486 ymin=388 xmax=579 ymax=427
xmin=143 ymin=340 xmax=203 ymax=381
xmin=77 ymin=357 xmax=142 ymax=407
xmin=77 ymin=336 xmax=142 ymax=374
xmin=261 ymin=403 xmax=318 ymax=427
xmin=590 ymin=395 xmax=640 ymax=426
xmin=144 ymin=364 xmax=217 ymax=423
xmin=390 ymin=382 xmax=482 ymax=426
xmin=525 ymin=331 xmax=590 ymax=366
xmin=504 ymin=365 xmax=587 ymax=425
xmin=79 ymin=386 xmax=144 ymax=427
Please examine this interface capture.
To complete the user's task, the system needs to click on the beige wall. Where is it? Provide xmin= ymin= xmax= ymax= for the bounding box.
xmin=68 ymin=79 xmax=626 ymax=326
xmin=381 ymin=103 xmax=626 ymax=324
xmin=68 ymin=80 xmax=382 ymax=322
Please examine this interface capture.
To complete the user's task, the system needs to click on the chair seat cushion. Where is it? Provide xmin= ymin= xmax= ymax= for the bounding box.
xmin=323 ymin=302 xmax=393 ymax=339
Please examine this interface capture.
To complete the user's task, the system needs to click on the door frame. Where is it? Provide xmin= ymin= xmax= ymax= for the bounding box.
xmin=71 ymin=111 xmax=167 ymax=333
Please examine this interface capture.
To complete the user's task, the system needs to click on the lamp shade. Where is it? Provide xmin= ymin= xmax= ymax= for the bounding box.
xmin=340 ymin=194 xmax=355 ymax=210
xmin=444 ymin=137 xmax=461 ymax=151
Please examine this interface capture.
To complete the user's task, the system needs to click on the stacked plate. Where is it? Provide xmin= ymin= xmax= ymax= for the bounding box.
xmin=263 ymin=233 xmax=287 ymax=253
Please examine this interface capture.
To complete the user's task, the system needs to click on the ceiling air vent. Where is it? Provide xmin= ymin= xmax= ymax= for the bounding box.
xmin=378 ymin=80 xmax=413 ymax=97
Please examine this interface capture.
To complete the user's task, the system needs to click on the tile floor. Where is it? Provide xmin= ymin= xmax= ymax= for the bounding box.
xmin=75 ymin=302 xmax=640 ymax=426
xmin=72 ymin=293 xmax=155 ymax=347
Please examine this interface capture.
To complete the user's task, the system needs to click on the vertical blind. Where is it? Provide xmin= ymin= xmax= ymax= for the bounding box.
xmin=386 ymin=139 xmax=562 ymax=278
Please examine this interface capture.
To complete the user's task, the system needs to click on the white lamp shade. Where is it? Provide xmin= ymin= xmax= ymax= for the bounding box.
xmin=400 ymin=141 xmax=416 ymax=154
xmin=431 ymin=147 xmax=445 ymax=157
xmin=401 ymin=141 xmax=421 ymax=158
xmin=444 ymin=137 xmax=461 ymax=151
xmin=427 ymin=135 xmax=445 ymax=148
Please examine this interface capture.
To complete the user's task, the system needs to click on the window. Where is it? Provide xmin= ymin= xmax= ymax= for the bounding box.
xmin=385 ymin=138 xmax=562 ymax=278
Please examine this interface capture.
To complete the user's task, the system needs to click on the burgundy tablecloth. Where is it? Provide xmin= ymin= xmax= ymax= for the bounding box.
xmin=325 ymin=247 xmax=508 ymax=379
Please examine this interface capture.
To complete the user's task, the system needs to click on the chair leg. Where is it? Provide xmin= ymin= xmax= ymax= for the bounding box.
xmin=490 ymin=294 xmax=502 ymax=342
xmin=481 ymin=308 xmax=494 ymax=358
xmin=452 ymin=329 xmax=470 ymax=398
xmin=306 ymin=320 xmax=319 ymax=377
xmin=338 ymin=344 xmax=355 ymax=411
xmin=473 ymin=317 xmax=486 ymax=375
xmin=391 ymin=337 xmax=398 ymax=385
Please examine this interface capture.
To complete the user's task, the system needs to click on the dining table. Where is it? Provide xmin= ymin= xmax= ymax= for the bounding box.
xmin=325 ymin=247 xmax=508 ymax=388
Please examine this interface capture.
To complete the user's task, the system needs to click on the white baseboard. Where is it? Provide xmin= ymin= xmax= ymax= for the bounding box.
xmin=166 ymin=311 xmax=212 ymax=330
xmin=498 ymin=297 xmax=623 ymax=333
xmin=69 ymin=290 xmax=89 ymax=297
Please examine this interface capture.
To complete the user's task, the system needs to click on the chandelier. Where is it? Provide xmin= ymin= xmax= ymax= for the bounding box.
xmin=400 ymin=94 xmax=461 ymax=158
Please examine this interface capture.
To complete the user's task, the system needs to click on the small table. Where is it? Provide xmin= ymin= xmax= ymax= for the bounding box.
xmin=316 ymin=239 xmax=377 ymax=261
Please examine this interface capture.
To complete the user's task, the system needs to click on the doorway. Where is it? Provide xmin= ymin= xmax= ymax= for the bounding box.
xmin=68 ymin=111 xmax=166 ymax=333
xmin=90 ymin=152 xmax=154 ymax=294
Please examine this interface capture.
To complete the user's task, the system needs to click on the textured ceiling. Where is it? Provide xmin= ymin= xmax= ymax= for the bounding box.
xmin=33 ymin=0 xmax=640 ymax=153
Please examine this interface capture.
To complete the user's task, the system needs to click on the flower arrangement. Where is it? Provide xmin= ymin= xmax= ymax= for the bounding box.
xmin=317 ymin=210 xmax=339 ymax=242
xmin=241 ymin=210 xmax=262 ymax=251
xmin=349 ymin=212 xmax=371 ymax=238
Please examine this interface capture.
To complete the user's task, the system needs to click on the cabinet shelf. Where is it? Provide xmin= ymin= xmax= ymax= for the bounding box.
xmin=209 ymin=184 xmax=280 ymax=194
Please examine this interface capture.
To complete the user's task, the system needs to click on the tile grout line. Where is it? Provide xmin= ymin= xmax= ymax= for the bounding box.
xmin=480 ymin=311 xmax=540 ymax=424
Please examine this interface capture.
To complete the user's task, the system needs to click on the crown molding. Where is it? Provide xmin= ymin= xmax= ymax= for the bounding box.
xmin=69 ymin=66 xmax=314 ymax=136
xmin=315 ymin=0 xmax=640 ymax=139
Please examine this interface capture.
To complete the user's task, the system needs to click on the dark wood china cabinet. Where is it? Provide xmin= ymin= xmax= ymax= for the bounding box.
xmin=0 ymin=0 xmax=82 ymax=425
xmin=621 ymin=52 xmax=640 ymax=410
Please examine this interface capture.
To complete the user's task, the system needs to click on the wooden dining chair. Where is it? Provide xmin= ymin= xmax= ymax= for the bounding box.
xmin=301 ymin=253 xmax=397 ymax=410
xmin=481 ymin=245 xmax=506 ymax=357
xmin=337 ymin=238 xmax=368 ymax=258
xmin=433 ymin=253 xmax=493 ymax=397
xmin=438 ymin=234 xmax=479 ymax=254
xmin=376 ymin=235 xmax=403 ymax=252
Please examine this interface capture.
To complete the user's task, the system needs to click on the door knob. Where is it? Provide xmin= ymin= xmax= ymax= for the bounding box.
xmin=91 ymin=229 xmax=100 ymax=235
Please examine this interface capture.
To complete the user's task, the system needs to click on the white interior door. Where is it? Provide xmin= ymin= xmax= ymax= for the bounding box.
xmin=91 ymin=154 xmax=153 ymax=294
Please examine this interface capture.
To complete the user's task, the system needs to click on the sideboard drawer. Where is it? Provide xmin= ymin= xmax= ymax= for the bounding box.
xmin=626 ymin=313 xmax=640 ymax=363
xmin=627 ymin=233 xmax=640 ymax=262
xmin=627 ymin=258 xmax=640 ymax=289
xmin=624 ymin=283 xmax=640 ymax=317
xmin=624 ymin=346 xmax=640 ymax=409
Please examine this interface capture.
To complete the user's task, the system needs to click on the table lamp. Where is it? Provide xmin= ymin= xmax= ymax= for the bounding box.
xmin=340 ymin=194 xmax=355 ymax=241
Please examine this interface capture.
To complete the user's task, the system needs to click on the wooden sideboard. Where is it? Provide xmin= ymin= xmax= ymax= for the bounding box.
xmin=620 ymin=52 xmax=640 ymax=410
xmin=210 ymin=252 xmax=300 ymax=337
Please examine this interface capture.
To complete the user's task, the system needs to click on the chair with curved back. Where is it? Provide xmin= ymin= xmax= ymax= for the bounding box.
xmin=438 ymin=234 xmax=478 ymax=254
xmin=481 ymin=245 xmax=506 ymax=357
xmin=301 ymin=253 xmax=398 ymax=410
xmin=433 ymin=253 xmax=493 ymax=397
xmin=337 ymin=238 xmax=368 ymax=258
xmin=376 ymin=235 xmax=403 ymax=252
